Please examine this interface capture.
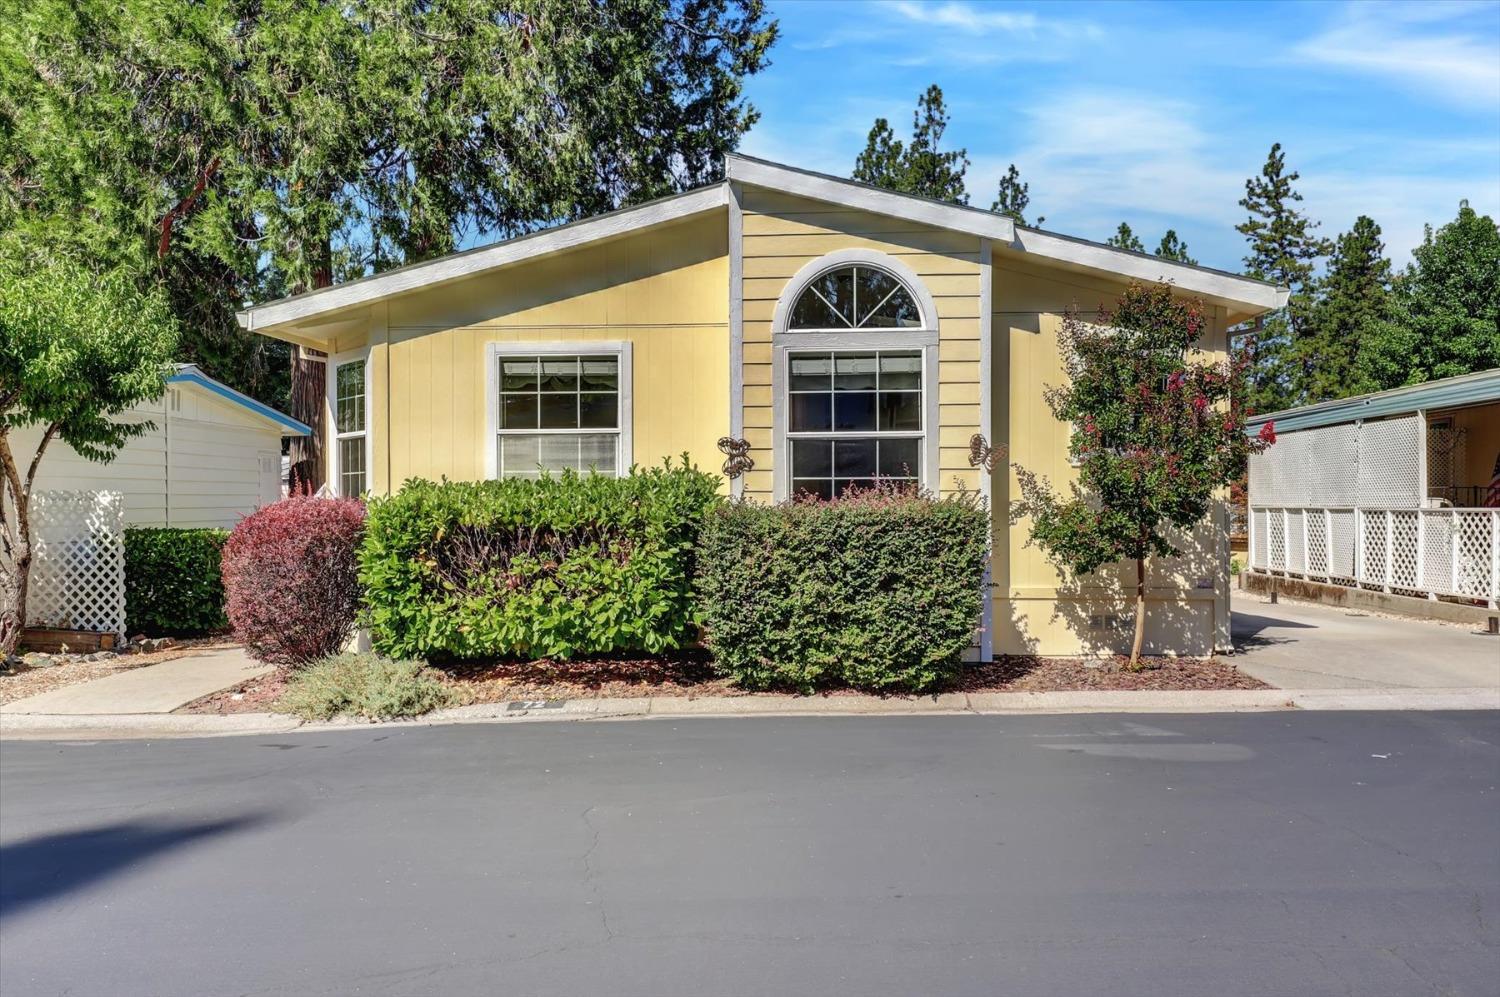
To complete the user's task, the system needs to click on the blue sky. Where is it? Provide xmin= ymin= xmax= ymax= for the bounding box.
xmin=736 ymin=0 xmax=1500 ymax=271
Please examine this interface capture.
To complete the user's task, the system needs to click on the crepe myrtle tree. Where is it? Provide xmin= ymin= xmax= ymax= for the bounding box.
xmin=0 ymin=255 xmax=178 ymax=655
xmin=1012 ymin=281 xmax=1275 ymax=668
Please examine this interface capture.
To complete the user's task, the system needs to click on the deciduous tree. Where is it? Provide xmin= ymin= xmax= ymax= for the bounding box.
xmin=1012 ymin=282 xmax=1272 ymax=667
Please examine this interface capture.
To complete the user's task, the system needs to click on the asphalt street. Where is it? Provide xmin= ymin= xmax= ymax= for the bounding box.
xmin=2 ymin=712 xmax=1497 ymax=996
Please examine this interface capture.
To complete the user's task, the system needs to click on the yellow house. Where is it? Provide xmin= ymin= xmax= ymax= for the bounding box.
xmin=239 ymin=155 xmax=1287 ymax=659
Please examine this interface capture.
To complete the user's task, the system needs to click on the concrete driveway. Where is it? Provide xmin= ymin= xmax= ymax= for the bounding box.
xmin=1231 ymin=593 xmax=1500 ymax=689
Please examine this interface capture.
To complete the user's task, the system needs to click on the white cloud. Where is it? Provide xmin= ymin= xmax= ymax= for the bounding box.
xmin=886 ymin=1 xmax=1040 ymax=34
xmin=1294 ymin=2 xmax=1500 ymax=109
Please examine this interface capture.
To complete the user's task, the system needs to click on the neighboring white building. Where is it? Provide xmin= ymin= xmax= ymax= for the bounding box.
xmin=15 ymin=364 xmax=310 ymax=529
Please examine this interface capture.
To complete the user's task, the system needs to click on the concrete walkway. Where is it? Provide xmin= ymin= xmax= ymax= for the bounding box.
xmin=0 ymin=647 xmax=273 ymax=715
xmin=1231 ymin=593 xmax=1500 ymax=690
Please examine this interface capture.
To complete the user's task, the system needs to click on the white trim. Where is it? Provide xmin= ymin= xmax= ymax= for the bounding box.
xmin=1009 ymin=227 xmax=1289 ymax=311
xmin=327 ymin=348 xmax=374 ymax=498
xmin=240 ymin=186 xmax=730 ymax=332
xmin=728 ymin=181 xmax=746 ymax=499
xmin=978 ymin=238 xmax=994 ymax=663
xmin=725 ymin=154 xmax=1015 ymax=243
xmin=483 ymin=341 xmax=634 ymax=480
xmin=770 ymin=250 xmax=940 ymax=501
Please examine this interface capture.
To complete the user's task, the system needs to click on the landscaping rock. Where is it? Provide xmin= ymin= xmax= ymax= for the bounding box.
xmin=21 ymin=653 xmax=56 ymax=669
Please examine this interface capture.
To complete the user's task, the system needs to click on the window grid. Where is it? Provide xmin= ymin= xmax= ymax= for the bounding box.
xmin=787 ymin=349 xmax=923 ymax=500
xmin=334 ymin=359 xmax=367 ymax=496
xmin=495 ymin=354 xmax=621 ymax=479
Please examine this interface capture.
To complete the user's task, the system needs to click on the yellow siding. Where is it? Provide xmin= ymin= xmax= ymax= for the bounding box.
xmin=992 ymin=258 xmax=1232 ymax=656
xmin=738 ymin=188 xmax=984 ymax=500
xmin=347 ymin=213 xmax=729 ymax=493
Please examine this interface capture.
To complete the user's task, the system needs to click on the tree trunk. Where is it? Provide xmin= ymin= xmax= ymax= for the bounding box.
xmin=0 ymin=539 xmax=30 ymax=658
xmin=1128 ymin=556 xmax=1147 ymax=670
xmin=288 ymin=349 xmax=326 ymax=492
xmin=0 ymin=430 xmax=43 ymax=658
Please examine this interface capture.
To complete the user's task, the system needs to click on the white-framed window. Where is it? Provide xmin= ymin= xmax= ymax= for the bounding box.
xmin=786 ymin=350 xmax=923 ymax=500
xmin=486 ymin=342 xmax=633 ymax=479
xmin=770 ymin=250 xmax=939 ymax=500
xmin=332 ymin=357 xmax=368 ymax=496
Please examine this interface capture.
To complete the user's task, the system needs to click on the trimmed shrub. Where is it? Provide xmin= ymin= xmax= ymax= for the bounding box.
xmin=273 ymin=653 xmax=456 ymax=720
xmin=124 ymin=528 xmax=229 ymax=635
xmin=696 ymin=484 xmax=990 ymax=693
xmin=360 ymin=460 xmax=722 ymax=660
xmin=222 ymin=497 xmax=366 ymax=665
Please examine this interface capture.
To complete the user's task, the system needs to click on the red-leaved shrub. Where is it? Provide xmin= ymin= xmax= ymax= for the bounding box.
xmin=222 ymin=496 xmax=367 ymax=665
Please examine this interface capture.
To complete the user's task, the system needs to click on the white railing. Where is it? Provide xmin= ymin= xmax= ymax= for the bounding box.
xmin=1249 ymin=505 xmax=1500 ymax=608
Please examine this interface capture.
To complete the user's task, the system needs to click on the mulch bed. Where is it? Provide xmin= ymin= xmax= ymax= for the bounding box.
xmin=181 ymin=650 xmax=1266 ymax=714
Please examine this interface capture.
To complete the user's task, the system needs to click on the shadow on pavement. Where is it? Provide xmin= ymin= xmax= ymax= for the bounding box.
xmin=0 ymin=814 xmax=271 ymax=923
xmin=1231 ymin=610 xmax=1317 ymax=650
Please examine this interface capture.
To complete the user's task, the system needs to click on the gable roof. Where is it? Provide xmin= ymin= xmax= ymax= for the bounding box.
xmin=169 ymin=364 xmax=311 ymax=436
xmin=238 ymin=153 xmax=1286 ymax=334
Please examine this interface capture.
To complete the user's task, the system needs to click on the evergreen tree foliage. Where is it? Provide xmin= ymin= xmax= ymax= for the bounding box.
xmin=1357 ymin=202 xmax=1500 ymax=390
xmin=1233 ymin=143 xmax=1332 ymax=413
xmin=1154 ymin=230 xmax=1197 ymax=265
xmin=991 ymin=163 xmax=1039 ymax=224
xmin=852 ymin=85 xmax=969 ymax=203
xmin=1295 ymin=215 xmax=1392 ymax=402
xmin=1106 ymin=223 xmax=1145 ymax=253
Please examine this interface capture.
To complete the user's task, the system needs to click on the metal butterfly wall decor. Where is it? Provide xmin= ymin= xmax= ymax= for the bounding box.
xmin=717 ymin=437 xmax=754 ymax=479
xmin=968 ymin=434 xmax=1004 ymax=473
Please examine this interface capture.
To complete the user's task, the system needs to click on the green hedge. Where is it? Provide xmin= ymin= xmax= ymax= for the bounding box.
xmin=695 ymin=487 xmax=990 ymax=692
xmin=124 ymin=527 xmax=229 ymax=635
xmin=360 ymin=460 xmax=722 ymax=660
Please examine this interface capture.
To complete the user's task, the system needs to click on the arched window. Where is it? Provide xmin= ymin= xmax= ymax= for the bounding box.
xmin=788 ymin=265 xmax=922 ymax=330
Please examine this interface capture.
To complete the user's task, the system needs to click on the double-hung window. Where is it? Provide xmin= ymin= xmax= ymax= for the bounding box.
xmin=333 ymin=358 xmax=367 ymax=496
xmin=494 ymin=352 xmax=624 ymax=478
xmin=787 ymin=350 xmax=923 ymax=499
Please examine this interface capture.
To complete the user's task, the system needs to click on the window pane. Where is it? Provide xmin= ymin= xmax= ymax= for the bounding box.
xmin=805 ymin=268 xmax=855 ymax=326
xmin=579 ymin=392 xmax=617 ymax=429
xmin=501 ymin=394 xmax=538 ymax=429
xmin=791 ymin=439 xmax=832 ymax=477
xmin=862 ymin=285 xmax=920 ymax=327
xmin=499 ymin=434 xmax=541 ymax=478
xmin=878 ymin=352 xmax=922 ymax=389
xmin=853 ymin=267 xmax=900 ymax=325
xmin=789 ymin=353 xmax=832 ymax=390
xmin=539 ymin=393 xmax=578 ymax=429
xmin=791 ymin=478 xmax=832 ymax=501
xmin=834 ymin=353 xmax=878 ymax=390
xmin=790 ymin=393 xmax=832 ymax=432
xmin=879 ymin=438 xmax=920 ymax=478
xmin=339 ymin=436 xmax=366 ymax=495
xmin=335 ymin=361 xmax=365 ymax=434
xmin=833 ymin=392 xmax=877 ymax=431
xmin=577 ymin=433 xmax=617 ymax=473
xmin=539 ymin=357 xmax=578 ymax=391
xmin=501 ymin=358 xmax=539 ymax=391
xmin=879 ymin=391 xmax=922 ymax=431
xmin=834 ymin=478 xmax=875 ymax=497
xmin=538 ymin=435 xmax=580 ymax=471
xmin=789 ymin=289 xmax=844 ymax=330
xmin=833 ymin=438 xmax=877 ymax=477
xmin=580 ymin=357 xmax=618 ymax=391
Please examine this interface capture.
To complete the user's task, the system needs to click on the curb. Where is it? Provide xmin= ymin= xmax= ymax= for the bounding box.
xmin=1 ymin=687 xmax=1495 ymax=740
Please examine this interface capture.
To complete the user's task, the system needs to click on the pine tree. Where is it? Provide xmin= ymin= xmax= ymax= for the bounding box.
xmin=991 ymin=163 xmax=1039 ymax=224
xmin=1296 ymin=215 xmax=1391 ymax=402
xmin=852 ymin=85 xmax=968 ymax=202
xmin=1233 ymin=143 xmax=1332 ymax=412
xmin=1358 ymin=202 xmax=1500 ymax=390
xmin=1154 ymin=230 xmax=1197 ymax=265
xmin=1105 ymin=223 xmax=1145 ymax=253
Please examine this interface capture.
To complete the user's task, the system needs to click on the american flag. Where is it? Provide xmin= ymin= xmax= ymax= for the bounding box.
xmin=1488 ymin=450 xmax=1500 ymax=508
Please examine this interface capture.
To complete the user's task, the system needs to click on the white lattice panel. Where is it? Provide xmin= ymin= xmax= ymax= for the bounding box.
xmin=1389 ymin=511 xmax=1419 ymax=589
xmin=1455 ymin=511 xmax=1495 ymax=600
xmin=1328 ymin=510 xmax=1356 ymax=581
xmin=1286 ymin=509 xmax=1306 ymax=574
xmin=1267 ymin=512 xmax=1286 ymax=572
xmin=1250 ymin=509 xmax=1267 ymax=569
xmin=1421 ymin=513 xmax=1455 ymax=593
xmin=26 ymin=490 xmax=126 ymax=635
xmin=1361 ymin=511 xmax=1387 ymax=588
xmin=1358 ymin=416 xmax=1423 ymax=508
xmin=1306 ymin=511 xmax=1328 ymax=576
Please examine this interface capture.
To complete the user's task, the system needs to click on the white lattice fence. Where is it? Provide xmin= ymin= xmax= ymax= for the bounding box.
xmin=25 ymin=490 xmax=126 ymax=636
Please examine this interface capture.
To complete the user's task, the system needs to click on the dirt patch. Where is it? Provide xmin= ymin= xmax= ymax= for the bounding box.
xmin=1 ymin=638 xmax=241 ymax=706
xmin=183 ymin=669 xmax=290 ymax=714
xmin=959 ymin=655 xmax=1271 ymax=692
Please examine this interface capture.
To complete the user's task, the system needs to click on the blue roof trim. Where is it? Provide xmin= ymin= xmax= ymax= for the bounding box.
xmin=1246 ymin=368 xmax=1500 ymax=434
xmin=167 ymin=369 xmax=311 ymax=436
